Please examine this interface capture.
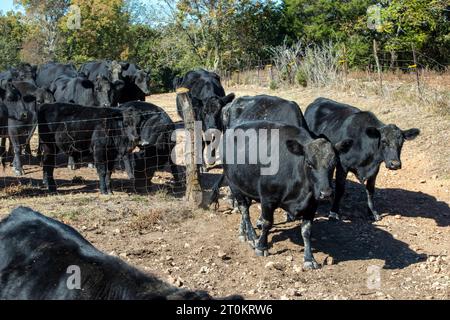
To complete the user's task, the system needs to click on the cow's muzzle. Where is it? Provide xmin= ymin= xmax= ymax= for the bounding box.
xmin=319 ymin=188 xmax=333 ymax=201
xmin=386 ymin=160 xmax=401 ymax=170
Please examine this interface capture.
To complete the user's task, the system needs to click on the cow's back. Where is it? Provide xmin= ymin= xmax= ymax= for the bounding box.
xmin=227 ymin=95 xmax=307 ymax=129
xmin=36 ymin=63 xmax=78 ymax=89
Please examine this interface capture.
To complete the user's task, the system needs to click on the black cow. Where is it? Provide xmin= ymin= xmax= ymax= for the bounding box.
xmin=36 ymin=62 xmax=98 ymax=106
xmin=305 ymin=97 xmax=420 ymax=221
xmin=116 ymin=62 xmax=151 ymax=103
xmin=79 ymin=61 xmax=125 ymax=107
xmin=175 ymin=69 xmax=235 ymax=131
xmin=214 ymin=121 xmax=353 ymax=269
xmin=218 ymin=95 xmax=312 ymax=221
xmin=0 ymin=63 xmax=37 ymax=89
xmin=38 ymin=103 xmax=140 ymax=194
xmin=36 ymin=62 xmax=78 ymax=89
xmin=0 ymin=103 xmax=7 ymax=167
xmin=0 ymin=83 xmax=37 ymax=175
xmin=117 ymin=101 xmax=182 ymax=193
xmin=0 ymin=207 xmax=241 ymax=300
xmin=12 ymin=81 xmax=55 ymax=156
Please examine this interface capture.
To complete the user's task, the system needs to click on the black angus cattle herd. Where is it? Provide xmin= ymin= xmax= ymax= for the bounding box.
xmin=0 ymin=63 xmax=420 ymax=299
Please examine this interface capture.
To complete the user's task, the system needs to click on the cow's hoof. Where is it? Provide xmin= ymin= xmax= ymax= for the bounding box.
xmin=255 ymin=218 xmax=263 ymax=230
xmin=255 ymin=248 xmax=269 ymax=257
xmin=88 ymin=163 xmax=95 ymax=169
xmin=67 ymin=164 xmax=76 ymax=170
xmin=328 ymin=211 xmax=340 ymax=221
xmin=303 ymin=260 xmax=320 ymax=270
xmin=372 ymin=212 xmax=381 ymax=221
xmin=238 ymin=235 xmax=247 ymax=243
xmin=14 ymin=169 xmax=24 ymax=176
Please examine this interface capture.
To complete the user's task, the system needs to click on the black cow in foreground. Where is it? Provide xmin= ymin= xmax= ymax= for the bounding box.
xmin=217 ymin=95 xmax=314 ymax=221
xmin=38 ymin=103 xmax=141 ymax=194
xmin=0 ymin=83 xmax=37 ymax=175
xmin=175 ymin=69 xmax=235 ymax=131
xmin=212 ymin=121 xmax=353 ymax=270
xmin=305 ymin=98 xmax=420 ymax=221
xmin=117 ymin=101 xmax=182 ymax=193
xmin=0 ymin=207 xmax=241 ymax=300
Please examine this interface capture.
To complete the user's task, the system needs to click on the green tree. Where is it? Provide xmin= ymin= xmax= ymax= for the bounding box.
xmin=0 ymin=11 xmax=26 ymax=70
xmin=60 ymin=0 xmax=131 ymax=63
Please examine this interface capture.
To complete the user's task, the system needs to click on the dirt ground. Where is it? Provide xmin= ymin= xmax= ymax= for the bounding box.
xmin=1 ymin=84 xmax=449 ymax=300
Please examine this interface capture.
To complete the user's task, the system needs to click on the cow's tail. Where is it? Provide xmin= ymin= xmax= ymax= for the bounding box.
xmin=203 ymin=174 xmax=226 ymax=210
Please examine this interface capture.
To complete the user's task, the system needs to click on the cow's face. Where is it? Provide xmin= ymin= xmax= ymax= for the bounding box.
xmin=110 ymin=61 xmax=123 ymax=82
xmin=287 ymin=138 xmax=353 ymax=201
xmin=74 ymin=79 xmax=98 ymax=107
xmin=95 ymin=76 xmax=125 ymax=107
xmin=36 ymin=88 xmax=55 ymax=105
xmin=366 ymin=125 xmax=420 ymax=170
xmin=134 ymin=70 xmax=151 ymax=95
xmin=121 ymin=108 xmax=140 ymax=147
xmin=201 ymin=93 xmax=235 ymax=131
xmin=0 ymin=83 xmax=35 ymax=122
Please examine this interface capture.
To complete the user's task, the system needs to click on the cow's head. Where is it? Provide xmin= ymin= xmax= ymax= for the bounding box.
xmin=121 ymin=107 xmax=140 ymax=147
xmin=287 ymin=137 xmax=353 ymax=201
xmin=94 ymin=76 xmax=125 ymax=107
xmin=201 ymin=93 xmax=235 ymax=131
xmin=134 ymin=70 xmax=151 ymax=95
xmin=72 ymin=78 xmax=98 ymax=107
xmin=35 ymin=88 xmax=55 ymax=105
xmin=366 ymin=124 xmax=420 ymax=170
xmin=0 ymin=83 xmax=35 ymax=122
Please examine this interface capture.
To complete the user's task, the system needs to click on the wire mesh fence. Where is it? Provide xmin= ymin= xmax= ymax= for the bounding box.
xmin=0 ymin=111 xmax=189 ymax=198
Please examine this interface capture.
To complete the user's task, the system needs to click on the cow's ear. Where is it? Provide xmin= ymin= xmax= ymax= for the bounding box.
xmin=335 ymin=139 xmax=353 ymax=154
xmin=286 ymin=140 xmax=304 ymax=156
xmin=114 ymin=80 xmax=125 ymax=91
xmin=402 ymin=128 xmax=420 ymax=140
xmin=23 ymin=94 xmax=36 ymax=103
xmin=366 ymin=127 xmax=380 ymax=139
xmin=220 ymin=93 xmax=235 ymax=106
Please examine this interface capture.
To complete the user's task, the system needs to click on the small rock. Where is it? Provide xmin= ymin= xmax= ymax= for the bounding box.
xmin=394 ymin=215 xmax=401 ymax=219
xmin=247 ymin=289 xmax=256 ymax=295
xmin=109 ymin=251 xmax=117 ymax=256
xmin=218 ymin=251 xmax=229 ymax=260
xmin=200 ymin=266 xmax=209 ymax=274
xmin=119 ymin=252 xmax=127 ymax=258
xmin=184 ymin=243 xmax=190 ymax=248
xmin=168 ymin=276 xmax=183 ymax=287
xmin=286 ymin=288 xmax=301 ymax=297
xmin=420 ymin=179 xmax=426 ymax=184
xmin=166 ymin=256 xmax=173 ymax=261
xmin=286 ymin=255 xmax=293 ymax=262
xmin=113 ymin=228 xmax=120 ymax=234
xmin=81 ymin=225 xmax=87 ymax=231
xmin=265 ymin=262 xmax=284 ymax=270
xmin=433 ymin=267 xmax=441 ymax=274
xmin=279 ymin=295 xmax=290 ymax=300
xmin=265 ymin=261 xmax=275 ymax=269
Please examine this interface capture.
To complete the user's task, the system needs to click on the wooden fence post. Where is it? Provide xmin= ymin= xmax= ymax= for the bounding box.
xmin=373 ymin=39 xmax=383 ymax=94
xmin=176 ymin=87 xmax=203 ymax=208
xmin=411 ymin=44 xmax=422 ymax=97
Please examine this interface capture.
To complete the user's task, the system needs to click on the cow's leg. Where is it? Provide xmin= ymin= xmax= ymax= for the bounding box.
xmin=123 ymin=154 xmax=135 ymax=179
xmin=96 ymin=162 xmax=108 ymax=195
xmin=254 ymin=202 xmax=275 ymax=257
xmin=105 ymin=160 xmax=115 ymax=195
xmin=232 ymin=192 xmax=256 ymax=245
xmin=42 ymin=144 xmax=57 ymax=192
xmin=8 ymin=127 xmax=24 ymax=176
xmin=366 ymin=168 xmax=381 ymax=221
xmin=330 ymin=164 xmax=348 ymax=220
xmin=0 ymin=137 xmax=6 ymax=168
xmin=301 ymin=208 xmax=320 ymax=270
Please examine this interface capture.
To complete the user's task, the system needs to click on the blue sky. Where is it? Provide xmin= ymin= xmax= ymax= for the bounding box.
xmin=0 ymin=0 xmax=16 ymax=13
